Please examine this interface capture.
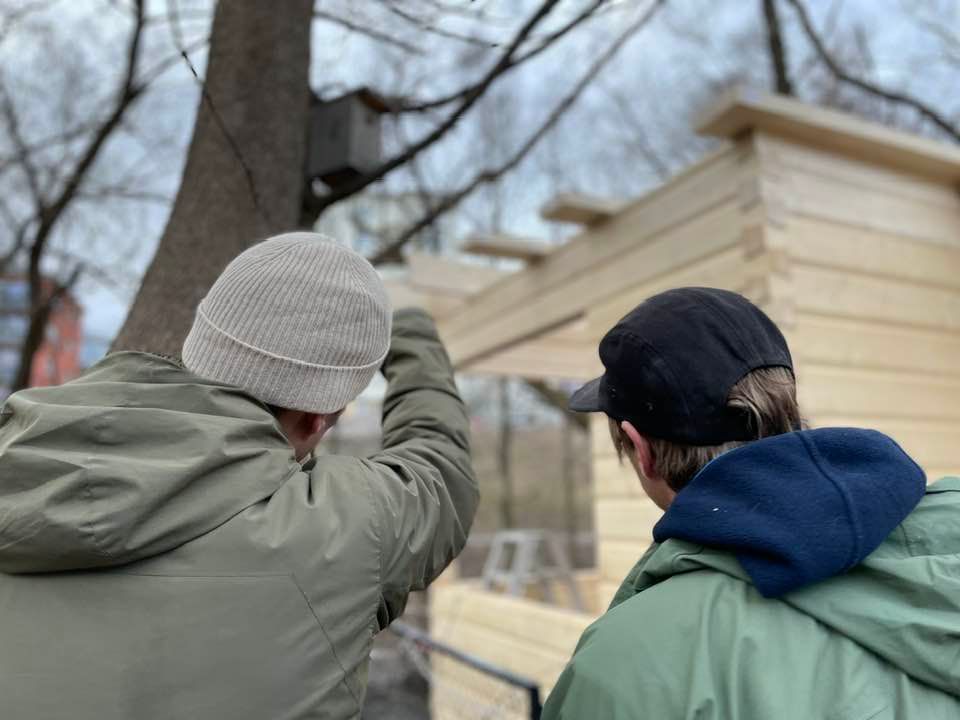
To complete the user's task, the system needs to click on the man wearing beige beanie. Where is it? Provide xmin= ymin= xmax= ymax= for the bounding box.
xmin=0 ymin=232 xmax=479 ymax=719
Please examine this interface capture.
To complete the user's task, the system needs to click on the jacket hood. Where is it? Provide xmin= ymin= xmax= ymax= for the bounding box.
xmin=654 ymin=427 xmax=927 ymax=597
xmin=0 ymin=352 xmax=299 ymax=573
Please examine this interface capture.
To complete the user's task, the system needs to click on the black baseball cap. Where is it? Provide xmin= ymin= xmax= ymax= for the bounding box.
xmin=569 ymin=287 xmax=793 ymax=445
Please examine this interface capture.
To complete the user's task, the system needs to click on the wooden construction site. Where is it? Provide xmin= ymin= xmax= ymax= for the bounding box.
xmin=386 ymin=89 xmax=960 ymax=718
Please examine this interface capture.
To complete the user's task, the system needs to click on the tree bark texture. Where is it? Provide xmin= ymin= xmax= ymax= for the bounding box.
xmin=112 ymin=0 xmax=314 ymax=355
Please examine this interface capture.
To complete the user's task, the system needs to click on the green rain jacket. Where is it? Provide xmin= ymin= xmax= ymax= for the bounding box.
xmin=0 ymin=308 xmax=478 ymax=720
xmin=545 ymin=429 xmax=960 ymax=719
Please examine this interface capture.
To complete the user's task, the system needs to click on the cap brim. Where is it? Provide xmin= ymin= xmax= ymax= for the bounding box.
xmin=568 ymin=376 xmax=603 ymax=413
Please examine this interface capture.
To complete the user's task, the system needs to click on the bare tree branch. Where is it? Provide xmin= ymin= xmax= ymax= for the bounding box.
xmin=313 ymin=8 xmax=425 ymax=55
xmin=762 ymin=0 xmax=794 ymax=95
xmin=785 ymin=0 xmax=960 ymax=141
xmin=387 ymin=0 xmax=607 ymax=114
xmin=603 ymin=83 xmax=673 ymax=180
xmin=0 ymin=120 xmax=98 ymax=172
xmin=306 ymin=0 xmax=565 ymax=219
xmin=0 ymin=83 xmax=45 ymax=209
xmin=10 ymin=0 xmax=147 ymax=392
xmin=76 ymin=187 xmax=171 ymax=205
xmin=136 ymin=35 xmax=211 ymax=87
xmin=382 ymin=3 xmax=501 ymax=49
xmin=370 ymin=0 xmax=667 ymax=265
xmin=0 ymin=220 xmax=33 ymax=275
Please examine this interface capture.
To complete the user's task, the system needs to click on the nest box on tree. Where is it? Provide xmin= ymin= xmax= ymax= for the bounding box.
xmin=306 ymin=88 xmax=388 ymax=188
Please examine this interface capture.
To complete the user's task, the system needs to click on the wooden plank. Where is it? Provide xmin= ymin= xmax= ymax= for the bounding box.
xmin=462 ymin=340 xmax=599 ymax=380
xmin=430 ymin=584 xmax=591 ymax=656
xmin=461 ymin=234 xmax=553 ymax=263
xmin=590 ymin=414 xmax=618 ymax=459
xmin=406 ymin=252 xmax=509 ymax=296
xmin=927 ymin=468 xmax=960 ymax=483
xmin=797 ymin=365 xmax=960 ymax=422
xmin=787 ymin=313 xmax=960 ymax=379
xmin=596 ymin=581 xmax=621 ymax=612
xmin=594 ymin=497 xmax=662 ymax=545
xmin=461 ymin=315 xmax=600 ymax=378
xmin=698 ymin=87 xmax=960 ymax=184
xmin=592 ymin=454 xmax=644 ymax=499
xmin=757 ymin=134 xmax=960 ymax=209
xmin=585 ymin=241 xmax=762 ymax=336
xmin=430 ymin=622 xmax=575 ymax=691
xmin=791 ymin=264 xmax=960 ymax=334
xmin=784 ymin=216 xmax=960 ymax=291
xmin=545 ymin=315 xmax=596 ymax=344
xmin=382 ymin=278 xmax=466 ymax=320
xmin=810 ymin=416 xmax=960 ymax=470
xmin=598 ymin=539 xmax=647 ymax=584
xmin=782 ymin=169 xmax=960 ymax=248
xmin=431 ymin=659 xmax=540 ymax=720
xmin=444 ymin=189 xmax=746 ymax=366
xmin=540 ymin=192 xmax=623 ymax=226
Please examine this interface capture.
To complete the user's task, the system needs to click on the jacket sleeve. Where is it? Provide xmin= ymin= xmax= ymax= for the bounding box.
xmin=363 ymin=308 xmax=479 ymax=628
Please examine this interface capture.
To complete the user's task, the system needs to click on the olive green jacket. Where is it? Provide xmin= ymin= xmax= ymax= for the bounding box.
xmin=0 ymin=308 xmax=478 ymax=720
xmin=543 ymin=478 xmax=960 ymax=719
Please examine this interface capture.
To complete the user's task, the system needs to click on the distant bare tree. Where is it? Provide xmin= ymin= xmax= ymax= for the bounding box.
xmin=0 ymin=0 xmax=203 ymax=391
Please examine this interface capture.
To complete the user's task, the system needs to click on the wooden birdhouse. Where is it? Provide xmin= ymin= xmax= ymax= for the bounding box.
xmin=306 ymin=88 xmax=388 ymax=187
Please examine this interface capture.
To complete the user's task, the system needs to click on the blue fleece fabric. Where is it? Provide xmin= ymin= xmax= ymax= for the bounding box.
xmin=652 ymin=428 xmax=927 ymax=598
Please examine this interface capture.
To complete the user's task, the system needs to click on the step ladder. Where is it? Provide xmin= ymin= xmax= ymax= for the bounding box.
xmin=480 ymin=529 xmax=584 ymax=612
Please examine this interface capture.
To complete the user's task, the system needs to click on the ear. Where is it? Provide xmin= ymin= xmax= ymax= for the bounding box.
xmin=304 ymin=412 xmax=327 ymax=438
xmin=621 ymin=421 xmax=656 ymax=479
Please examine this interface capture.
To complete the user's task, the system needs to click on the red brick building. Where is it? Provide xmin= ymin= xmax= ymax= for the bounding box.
xmin=0 ymin=276 xmax=83 ymax=396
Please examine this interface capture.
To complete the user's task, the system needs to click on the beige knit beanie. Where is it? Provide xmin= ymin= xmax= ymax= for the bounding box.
xmin=182 ymin=232 xmax=392 ymax=414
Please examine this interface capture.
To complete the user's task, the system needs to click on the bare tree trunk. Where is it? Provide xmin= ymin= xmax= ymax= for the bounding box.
xmin=497 ymin=377 xmax=514 ymax=529
xmin=762 ymin=0 xmax=794 ymax=96
xmin=561 ymin=410 xmax=577 ymax=563
xmin=112 ymin=0 xmax=314 ymax=355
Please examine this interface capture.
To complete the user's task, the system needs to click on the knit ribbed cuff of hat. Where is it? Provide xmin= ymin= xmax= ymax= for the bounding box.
xmin=182 ymin=307 xmax=384 ymax=414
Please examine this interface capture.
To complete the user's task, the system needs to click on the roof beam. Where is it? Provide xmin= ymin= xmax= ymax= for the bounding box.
xmin=461 ymin=234 xmax=553 ymax=263
xmin=698 ymin=87 xmax=960 ymax=184
xmin=540 ymin=192 xmax=622 ymax=226
xmin=405 ymin=252 xmax=508 ymax=296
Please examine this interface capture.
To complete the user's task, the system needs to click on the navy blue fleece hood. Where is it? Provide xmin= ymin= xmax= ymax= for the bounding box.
xmin=653 ymin=427 xmax=926 ymax=597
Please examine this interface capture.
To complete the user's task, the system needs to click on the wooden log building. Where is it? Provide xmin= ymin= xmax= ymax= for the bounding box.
xmin=386 ymin=89 xmax=960 ymax=719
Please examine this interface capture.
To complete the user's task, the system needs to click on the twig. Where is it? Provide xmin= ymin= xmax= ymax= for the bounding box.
xmin=314 ymin=8 xmax=425 ymax=55
xmin=0 ymin=83 xmax=45 ymax=209
xmin=785 ymin=0 xmax=960 ymax=141
xmin=382 ymin=3 xmax=501 ymax=48
xmin=370 ymin=0 xmax=667 ymax=265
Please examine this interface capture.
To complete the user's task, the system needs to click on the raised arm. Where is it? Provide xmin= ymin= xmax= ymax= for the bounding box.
xmin=364 ymin=308 xmax=479 ymax=627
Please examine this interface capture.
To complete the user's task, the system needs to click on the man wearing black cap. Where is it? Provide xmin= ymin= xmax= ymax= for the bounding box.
xmin=542 ymin=288 xmax=960 ymax=719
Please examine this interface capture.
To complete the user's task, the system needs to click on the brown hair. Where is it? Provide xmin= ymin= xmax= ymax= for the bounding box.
xmin=609 ymin=366 xmax=803 ymax=491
